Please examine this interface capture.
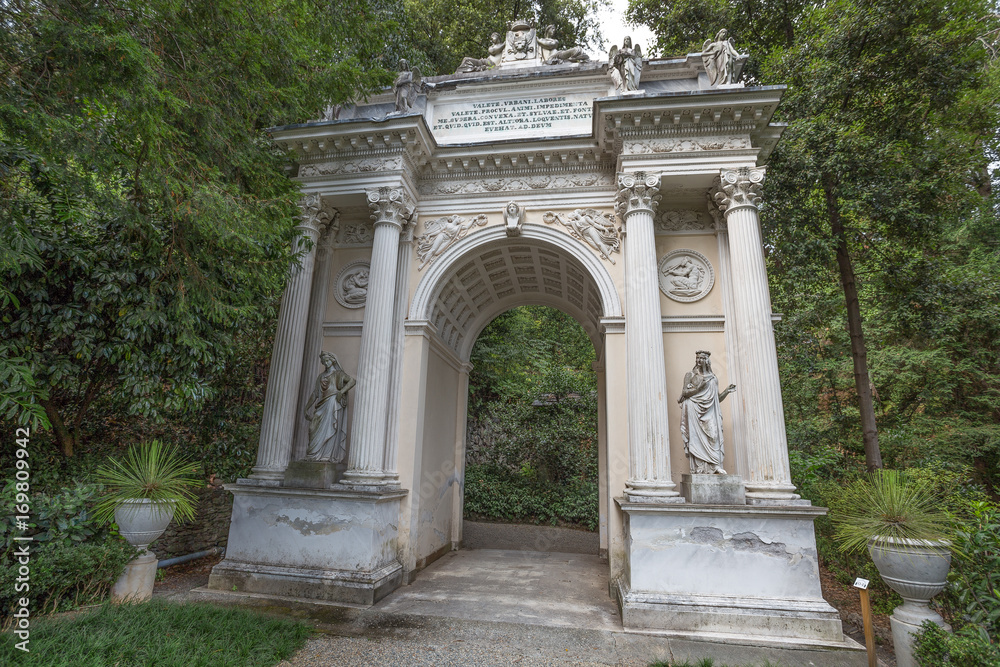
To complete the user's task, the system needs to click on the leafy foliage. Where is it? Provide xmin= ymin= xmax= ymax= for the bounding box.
xmin=0 ymin=0 xmax=396 ymax=456
xmin=465 ymin=306 xmax=599 ymax=529
xmin=0 ymin=481 xmax=137 ymax=620
xmin=941 ymin=501 xmax=1000 ymax=638
xmin=914 ymin=620 xmax=1000 ymax=666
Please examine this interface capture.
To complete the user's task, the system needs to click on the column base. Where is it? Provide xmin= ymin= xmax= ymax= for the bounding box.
xmin=615 ymin=499 xmax=844 ymax=645
xmin=208 ymin=484 xmax=407 ymax=606
xmin=625 ymin=480 xmax=683 ymax=503
xmin=745 ymin=482 xmax=809 ymax=506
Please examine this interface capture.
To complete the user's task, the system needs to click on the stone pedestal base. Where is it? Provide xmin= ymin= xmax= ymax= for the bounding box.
xmin=614 ymin=500 xmax=849 ymax=648
xmin=208 ymin=484 xmax=407 ymax=605
xmin=112 ymin=551 xmax=158 ymax=603
xmin=283 ymin=460 xmax=337 ymax=489
xmin=681 ymin=474 xmax=746 ymax=505
xmin=890 ymin=602 xmax=950 ymax=667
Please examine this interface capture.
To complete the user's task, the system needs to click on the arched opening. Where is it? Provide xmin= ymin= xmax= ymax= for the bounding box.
xmin=399 ymin=226 xmax=619 ymax=577
xmin=462 ymin=305 xmax=600 ymax=555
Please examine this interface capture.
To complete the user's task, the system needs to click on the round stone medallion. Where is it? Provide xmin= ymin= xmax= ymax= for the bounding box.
xmin=334 ymin=260 xmax=370 ymax=309
xmin=658 ymin=249 xmax=715 ymax=302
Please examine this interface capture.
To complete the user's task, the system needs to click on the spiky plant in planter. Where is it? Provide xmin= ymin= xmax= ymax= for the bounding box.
xmin=94 ymin=441 xmax=200 ymax=602
xmin=831 ymin=469 xmax=955 ymax=667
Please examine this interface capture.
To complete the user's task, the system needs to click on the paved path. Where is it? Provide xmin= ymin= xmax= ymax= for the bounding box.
xmin=462 ymin=520 xmax=600 ymax=554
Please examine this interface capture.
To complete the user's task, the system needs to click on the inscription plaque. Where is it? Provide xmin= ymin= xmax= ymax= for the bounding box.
xmin=430 ymin=93 xmax=593 ymax=143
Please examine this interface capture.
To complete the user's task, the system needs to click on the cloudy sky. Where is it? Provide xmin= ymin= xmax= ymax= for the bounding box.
xmin=586 ymin=0 xmax=656 ymax=60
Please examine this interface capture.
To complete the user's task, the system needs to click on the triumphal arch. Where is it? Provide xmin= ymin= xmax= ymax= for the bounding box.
xmin=209 ymin=22 xmax=852 ymax=649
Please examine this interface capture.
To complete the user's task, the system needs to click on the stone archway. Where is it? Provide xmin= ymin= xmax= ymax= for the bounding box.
xmin=396 ymin=226 xmax=620 ymax=576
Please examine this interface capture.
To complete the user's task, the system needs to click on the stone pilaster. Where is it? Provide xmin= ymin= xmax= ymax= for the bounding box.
xmin=342 ymin=187 xmax=414 ymax=487
xmin=380 ymin=222 xmax=414 ymax=485
xmin=292 ymin=210 xmax=339 ymax=462
xmin=713 ymin=167 xmax=799 ymax=503
xmin=709 ymin=198 xmax=749 ymax=481
xmin=250 ymin=194 xmax=331 ymax=482
xmin=616 ymin=173 xmax=681 ymax=502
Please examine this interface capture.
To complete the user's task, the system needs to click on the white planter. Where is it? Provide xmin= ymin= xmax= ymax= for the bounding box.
xmin=115 ymin=498 xmax=176 ymax=551
xmin=868 ymin=537 xmax=952 ymax=667
xmin=111 ymin=499 xmax=175 ymax=604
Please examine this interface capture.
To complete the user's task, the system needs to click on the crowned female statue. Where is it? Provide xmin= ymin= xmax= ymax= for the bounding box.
xmin=304 ymin=352 xmax=356 ymax=463
xmin=678 ymin=351 xmax=736 ymax=474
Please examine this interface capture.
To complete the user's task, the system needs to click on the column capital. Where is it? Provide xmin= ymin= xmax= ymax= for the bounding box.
xmin=615 ymin=172 xmax=661 ymax=220
xmin=297 ymin=193 xmax=335 ymax=237
xmin=713 ymin=167 xmax=766 ymax=214
xmin=706 ymin=192 xmax=727 ymax=233
xmin=367 ymin=186 xmax=415 ymax=229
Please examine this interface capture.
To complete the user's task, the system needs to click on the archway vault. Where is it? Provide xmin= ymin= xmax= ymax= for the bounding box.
xmin=408 ymin=225 xmax=622 ymax=361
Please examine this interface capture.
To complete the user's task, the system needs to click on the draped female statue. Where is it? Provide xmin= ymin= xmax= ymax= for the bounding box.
xmin=304 ymin=352 xmax=356 ymax=462
xmin=702 ymin=29 xmax=740 ymax=86
xmin=678 ymin=351 xmax=735 ymax=474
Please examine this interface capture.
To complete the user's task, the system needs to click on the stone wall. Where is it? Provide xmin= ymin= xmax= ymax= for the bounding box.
xmin=153 ymin=484 xmax=233 ymax=559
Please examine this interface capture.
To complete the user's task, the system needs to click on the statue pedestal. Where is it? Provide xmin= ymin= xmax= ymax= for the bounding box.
xmin=209 ymin=484 xmax=407 ymax=605
xmin=681 ymin=474 xmax=746 ymax=505
xmin=283 ymin=460 xmax=337 ymax=489
xmin=613 ymin=500 xmax=851 ymax=649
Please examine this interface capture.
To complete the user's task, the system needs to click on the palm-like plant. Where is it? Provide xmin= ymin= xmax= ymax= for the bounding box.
xmin=94 ymin=440 xmax=200 ymax=524
xmin=831 ymin=468 xmax=953 ymax=554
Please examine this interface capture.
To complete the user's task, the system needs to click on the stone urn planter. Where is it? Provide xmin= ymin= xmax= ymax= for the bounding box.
xmin=869 ymin=537 xmax=952 ymax=667
xmin=111 ymin=499 xmax=176 ymax=602
xmin=94 ymin=441 xmax=200 ymax=604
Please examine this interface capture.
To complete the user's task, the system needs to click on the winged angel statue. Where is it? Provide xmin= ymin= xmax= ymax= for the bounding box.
xmin=393 ymin=59 xmax=421 ymax=113
xmin=542 ymin=209 xmax=621 ymax=263
xmin=608 ymin=36 xmax=643 ymax=93
xmin=415 ymin=214 xmax=489 ymax=270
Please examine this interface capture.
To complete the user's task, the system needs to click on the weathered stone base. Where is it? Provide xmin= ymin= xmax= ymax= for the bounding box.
xmin=207 ymin=483 xmax=407 ymax=605
xmin=282 ymin=460 xmax=337 ymax=489
xmin=112 ymin=551 xmax=158 ymax=603
xmin=681 ymin=474 xmax=746 ymax=505
xmin=614 ymin=500 xmax=848 ymax=648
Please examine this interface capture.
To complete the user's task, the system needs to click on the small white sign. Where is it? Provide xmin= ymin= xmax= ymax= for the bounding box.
xmin=853 ymin=578 xmax=869 ymax=590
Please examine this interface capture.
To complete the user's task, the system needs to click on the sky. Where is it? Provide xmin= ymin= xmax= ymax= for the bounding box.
xmin=586 ymin=0 xmax=656 ymax=60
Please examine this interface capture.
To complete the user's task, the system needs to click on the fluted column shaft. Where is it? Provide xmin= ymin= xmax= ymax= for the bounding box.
xmin=342 ymin=187 xmax=414 ymax=487
xmin=714 ymin=168 xmax=798 ymax=502
xmin=617 ymin=173 xmax=680 ymax=501
xmin=381 ymin=224 xmax=413 ymax=484
xmin=251 ymin=194 xmax=330 ymax=481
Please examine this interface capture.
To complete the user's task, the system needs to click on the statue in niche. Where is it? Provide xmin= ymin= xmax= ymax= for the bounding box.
xmin=456 ymin=33 xmax=505 ymax=73
xmin=662 ymin=256 xmax=706 ymax=297
xmin=304 ymin=352 xmax=356 ymax=463
xmin=342 ymin=268 xmax=369 ymax=305
xmin=608 ymin=36 xmax=643 ymax=93
xmin=542 ymin=209 xmax=621 ymax=264
xmin=415 ymin=214 xmax=489 ymax=270
xmin=538 ymin=25 xmax=590 ymax=65
xmin=392 ymin=59 xmax=422 ymax=113
xmin=702 ymin=29 xmax=741 ymax=86
xmin=503 ymin=201 xmax=524 ymax=237
xmin=678 ymin=351 xmax=736 ymax=474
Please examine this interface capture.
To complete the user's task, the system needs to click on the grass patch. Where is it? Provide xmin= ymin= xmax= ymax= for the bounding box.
xmin=0 ymin=599 xmax=311 ymax=666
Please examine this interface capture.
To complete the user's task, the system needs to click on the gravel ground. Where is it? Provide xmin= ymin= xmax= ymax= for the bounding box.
xmin=277 ymin=634 xmax=617 ymax=667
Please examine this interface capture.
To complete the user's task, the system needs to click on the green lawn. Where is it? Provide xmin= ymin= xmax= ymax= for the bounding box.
xmin=1 ymin=599 xmax=311 ymax=666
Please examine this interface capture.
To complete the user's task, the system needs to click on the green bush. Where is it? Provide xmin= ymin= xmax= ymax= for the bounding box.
xmin=945 ymin=501 xmax=1000 ymax=636
xmin=0 ymin=481 xmax=136 ymax=622
xmin=464 ymin=463 xmax=598 ymax=530
xmin=914 ymin=621 xmax=1000 ymax=666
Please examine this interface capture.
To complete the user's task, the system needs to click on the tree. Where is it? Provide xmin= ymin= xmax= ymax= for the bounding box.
xmin=0 ymin=0 xmax=396 ymax=456
xmin=629 ymin=0 xmax=1000 ymax=470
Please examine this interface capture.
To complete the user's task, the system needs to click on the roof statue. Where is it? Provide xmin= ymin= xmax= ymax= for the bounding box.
xmin=608 ymin=36 xmax=643 ymax=93
xmin=454 ymin=20 xmax=590 ymax=72
xmin=392 ymin=59 xmax=422 ymax=113
xmin=702 ymin=29 xmax=741 ymax=86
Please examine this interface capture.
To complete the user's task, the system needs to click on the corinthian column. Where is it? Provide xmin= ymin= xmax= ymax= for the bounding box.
xmin=381 ymin=222 xmax=414 ymax=485
xmin=342 ymin=186 xmax=414 ymax=487
xmin=616 ymin=173 xmax=681 ymax=502
xmin=713 ymin=167 xmax=799 ymax=503
xmin=250 ymin=194 xmax=331 ymax=482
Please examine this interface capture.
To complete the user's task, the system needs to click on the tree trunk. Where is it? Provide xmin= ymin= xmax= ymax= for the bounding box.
xmin=41 ymin=398 xmax=74 ymax=457
xmin=824 ymin=177 xmax=882 ymax=471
